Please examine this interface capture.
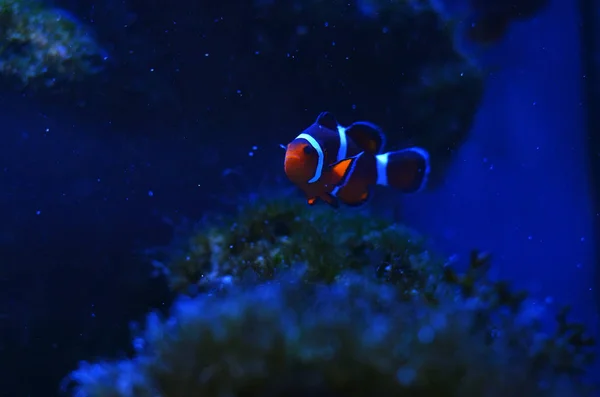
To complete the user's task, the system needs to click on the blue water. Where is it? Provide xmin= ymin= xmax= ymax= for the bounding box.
xmin=403 ymin=0 xmax=598 ymax=330
xmin=1 ymin=0 xmax=598 ymax=395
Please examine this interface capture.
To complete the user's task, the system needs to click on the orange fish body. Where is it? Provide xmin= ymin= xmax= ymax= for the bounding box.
xmin=284 ymin=112 xmax=430 ymax=208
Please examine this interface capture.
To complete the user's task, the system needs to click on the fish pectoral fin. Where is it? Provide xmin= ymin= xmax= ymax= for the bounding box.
xmin=346 ymin=122 xmax=386 ymax=154
xmin=320 ymin=193 xmax=339 ymax=208
xmin=329 ymin=157 xmax=355 ymax=185
xmin=307 ymin=197 xmax=318 ymax=206
xmin=315 ymin=111 xmax=338 ymax=130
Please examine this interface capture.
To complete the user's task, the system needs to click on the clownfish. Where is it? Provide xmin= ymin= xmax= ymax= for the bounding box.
xmin=283 ymin=112 xmax=430 ymax=208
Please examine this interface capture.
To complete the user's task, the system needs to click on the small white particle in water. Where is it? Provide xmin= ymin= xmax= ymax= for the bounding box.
xmin=249 ymin=152 xmax=254 ymax=157
xmin=97 ymin=178 xmax=101 ymax=182
xmin=252 ymin=145 xmax=258 ymax=150
xmin=148 ymin=190 xmax=154 ymax=197
xmin=204 ymin=53 xmax=209 ymax=57
xmin=45 ymin=128 xmax=50 ymax=132
xmin=36 ymin=210 xmax=41 ymax=215
xmin=150 ymin=68 xmax=154 ymax=72
xmin=528 ymin=235 xmax=533 ymax=240
xmin=460 ymin=72 xmax=464 ymax=76
xmin=580 ymin=237 xmax=585 ymax=242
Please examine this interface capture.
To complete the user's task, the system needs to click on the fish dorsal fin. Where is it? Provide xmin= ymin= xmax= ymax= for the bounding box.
xmin=345 ymin=121 xmax=386 ymax=154
xmin=315 ymin=111 xmax=338 ymax=131
xmin=329 ymin=157 xmax=354 ymax=186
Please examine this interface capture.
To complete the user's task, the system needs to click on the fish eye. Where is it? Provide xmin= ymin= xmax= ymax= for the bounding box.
xmin=303 ymin=145 xmax=316 ymax=155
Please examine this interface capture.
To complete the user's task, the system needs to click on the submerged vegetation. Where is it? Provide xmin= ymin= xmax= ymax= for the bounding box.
xmin=64 ymin=197 xmax=596 ymax=396
xmin=0 ymin=0 xmax=106 ymax=89
xmin=161 ymin=199 xmax=436 ymax=296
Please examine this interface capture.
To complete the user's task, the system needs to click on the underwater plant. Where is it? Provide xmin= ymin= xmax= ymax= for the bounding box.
xmin=156 ymin=198 xmax=438 ymax=297
xmin=0 ymin=0 xmax=106 ymax=89
xmin=64 ymin=267 xmax=595 ymax=396
xmin=63 ymin=197 xmax=596 ymax=396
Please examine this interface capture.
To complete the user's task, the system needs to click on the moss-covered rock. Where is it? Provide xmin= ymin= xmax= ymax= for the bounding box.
xmin=63 ymin=268 xmax=595 ymax=396
xmin=159 ymin=198 xmax=440 ymax=298
xmin=63 ymin=197 xmax=596 ymax=396
xmin=0 ymin=0 xmax=106 ymax=89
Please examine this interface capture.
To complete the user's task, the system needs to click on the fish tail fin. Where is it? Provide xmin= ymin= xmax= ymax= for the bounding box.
xmin=375 ymin=147 xmax=430 ymax=193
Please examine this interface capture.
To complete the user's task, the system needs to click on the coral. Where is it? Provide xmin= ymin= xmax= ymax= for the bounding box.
xmin=63 ymin=265 xmax=596 ymax=396
xmin=0 ymin=0 xmax=106 ymax=89
xmin=157 ymin=198 xmax=439 ymax=297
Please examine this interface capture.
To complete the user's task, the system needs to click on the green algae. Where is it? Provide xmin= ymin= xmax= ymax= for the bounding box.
xmin=163 ymin=198 xmax=440 ymax=298
xmin=0 ymin=0 xmax=106 ymax=89
xmin=64 ymin=266 xmax=596 ymax=396
xmin=54 ymin=196 xmax=587 ymax=397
